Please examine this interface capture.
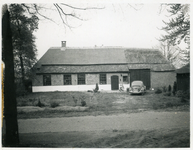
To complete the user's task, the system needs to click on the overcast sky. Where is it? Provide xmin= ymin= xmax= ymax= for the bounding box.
xmin=2 ymin=0 xmax=189 ymax=59
xmin=32 ymin=2 xmax=173 ymax=59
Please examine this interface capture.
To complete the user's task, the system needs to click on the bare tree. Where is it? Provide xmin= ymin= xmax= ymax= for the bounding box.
xmin=155 ymin=40 xmax=189 ymax=69
xmin=21 ymin=3 xmax=104 ymax=28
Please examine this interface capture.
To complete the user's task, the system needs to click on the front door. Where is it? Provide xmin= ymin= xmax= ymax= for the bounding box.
xmin=111 ymin=75 xmax=119 ymax=90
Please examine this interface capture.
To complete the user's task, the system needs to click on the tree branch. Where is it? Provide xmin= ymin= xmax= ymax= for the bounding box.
xmin=22 ymin=3 xmax=104 ymax=29
xmin=60 ymin=3 xmax=105 ymax=10
xmin=53 ymin=4 xmax=71 ymax=28
xmin=55 ymin=3 xmax=84 ymax=21
xmin=33 ymin=4 xmax=56 ymax=23
xmin=127 ymin=4 xmax=144 ymax=11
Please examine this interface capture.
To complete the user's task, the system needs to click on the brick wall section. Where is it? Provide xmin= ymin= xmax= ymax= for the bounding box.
xmin=51 ymin=74 xmax=79 ymax=85
xmin=32 ymin=72 xmax=176 ymax=91
xmin=52 ymin=74 xmax=63 ymax=85
xmin=151 ymin=71 xmax=176 ymax=89
xmin=32 ymin=75 xmax=43 ymax=86
xmin=86 ymin=74 xmax=99 ymax=85
xmin=32 ymin=73 xmax=130 ymax=86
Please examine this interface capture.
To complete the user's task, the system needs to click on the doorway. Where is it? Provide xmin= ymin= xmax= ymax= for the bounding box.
xmin=111 ymin=75 xmax=119 ymax=90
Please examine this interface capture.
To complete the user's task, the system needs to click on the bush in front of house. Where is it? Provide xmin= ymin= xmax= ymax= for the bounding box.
xmin=172 ymin=81 xmax=177 ymax=96
xmin=162 ymin=86 xmax=167 ymax=92
xmin=168 ymin=85 xmax=172 ymax=92
xmin=81 ymin=100 xmax=86 ymax=106
xmin=163 ymin=92 xmax=171 ymax=96
xmin=155 ymin=88 xmax=162 ymax=94
xmin=36 ymin=99 xmax=45 ymax=107
xmin=79 ymin=95 xmax=86 ymax=106
xmin=87 ymin=90 xmax=93 ymax=93
xmin=50 ymin=101 xmax=60 ymax=108
xmin=93 ymin=83 xmax=99 ymax=93
xmin=163 ymin=85 xmax=172 ymax=96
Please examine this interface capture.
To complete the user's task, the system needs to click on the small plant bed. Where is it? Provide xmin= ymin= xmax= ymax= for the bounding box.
xmin=17 ymin=91 xmax=190 ymax=119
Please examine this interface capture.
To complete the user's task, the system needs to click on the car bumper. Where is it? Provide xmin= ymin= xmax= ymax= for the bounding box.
xmin=129 ymin=91 xmax=143 ymax=94
xmin=129 ymin=89 xmax=145 ymax=94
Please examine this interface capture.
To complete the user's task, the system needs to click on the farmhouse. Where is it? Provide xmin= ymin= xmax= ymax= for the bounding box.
xmin=32 ymin=41 xmax=176 ymax=92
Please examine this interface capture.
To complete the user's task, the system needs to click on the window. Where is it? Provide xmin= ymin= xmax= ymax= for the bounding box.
xmin=43 ymin=74 xmax=51 ymax=86
xmin=78 ymin=74 xmax=85 ymax=85
xmin=123 ymin=76 xmax=128 ymax=82
xmin=100 ymin=74 xmax=106 ymax=84
xmin=64 ymin=74 xmax=71 ymax=85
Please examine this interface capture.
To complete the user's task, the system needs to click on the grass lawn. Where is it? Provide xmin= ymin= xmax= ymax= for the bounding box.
xmin=17 ymin=90 xmax=190 ymax=119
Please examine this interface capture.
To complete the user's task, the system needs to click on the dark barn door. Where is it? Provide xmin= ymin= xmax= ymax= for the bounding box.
xmin=130 ymin=69 xmax=150 ymax=89
xmin=111 ymin=75 xmax=119 ymax=90
xmin=177 ymin=73 xmax=190 ymax=91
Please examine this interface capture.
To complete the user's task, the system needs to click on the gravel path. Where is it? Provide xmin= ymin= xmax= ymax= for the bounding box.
xmin=18 ymin=111 xmax=190 ymax=133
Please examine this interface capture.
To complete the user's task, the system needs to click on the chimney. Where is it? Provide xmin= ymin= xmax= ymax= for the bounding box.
xmin=61 ymin=41 xmax=66 ymax=47
xmin=61 ymin=41 xmax=66 ymax=51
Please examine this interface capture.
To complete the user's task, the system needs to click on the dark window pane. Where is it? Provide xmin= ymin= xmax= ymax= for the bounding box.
xmin=123 ymin=76 xmax=128 ymax=82
xmin=78 ymin=74 xmax=85 ymax=85
xmin=100 ymin=74 xmax=106 ymax=84
xmin=43 ymin=75 xmax=51 ymax=86
xmin=64 ymin=75 xmax=71 ymax=85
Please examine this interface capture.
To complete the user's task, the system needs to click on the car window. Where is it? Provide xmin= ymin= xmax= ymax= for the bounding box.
xmin=132 ymin=81 xmax=142 ymax=86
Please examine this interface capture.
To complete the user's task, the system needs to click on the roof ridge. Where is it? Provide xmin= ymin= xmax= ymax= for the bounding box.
xmin=50 ymin=47 xmax=125 ymax=49
xmin=49 ymin=47 xmax=159 ymax=50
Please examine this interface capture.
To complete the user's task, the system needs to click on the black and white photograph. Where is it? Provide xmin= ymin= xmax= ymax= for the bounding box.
xmin=1 ymin=0 xmax=191 ymax=148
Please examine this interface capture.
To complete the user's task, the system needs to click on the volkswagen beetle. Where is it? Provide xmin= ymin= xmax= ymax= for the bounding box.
xmin=129 ymin=81 xmax=146 ymax=95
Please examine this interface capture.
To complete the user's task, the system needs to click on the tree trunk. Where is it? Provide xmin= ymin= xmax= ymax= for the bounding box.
xmin=167 ymin=40 xmax=170 ymax=61
xmin=19 ymin=54 xmax=25 ymax=86
xmin=2 ymin=5 xmax=20 ymax=146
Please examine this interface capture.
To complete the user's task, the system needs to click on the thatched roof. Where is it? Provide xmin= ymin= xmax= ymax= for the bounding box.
xmin=127 ymin=64 xmax=175 ymax=71
xmin=37 ymin=47 xmax=127 ymax=67
xmin=124 ymin=49 xmax=175 ymax=71
xmin=36 ymin=47 xmax=175 ymax=73
xmin=176 ymin=63 xmax=190 ymax=74
xmin=124 ymin=49 xmax=168 ymax=64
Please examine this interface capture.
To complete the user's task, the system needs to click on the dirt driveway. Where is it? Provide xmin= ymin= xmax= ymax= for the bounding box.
xmin=18 ymin=111 xmax=189 ymax=133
